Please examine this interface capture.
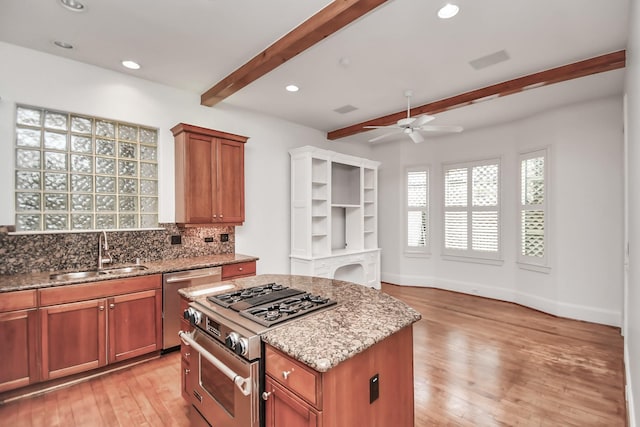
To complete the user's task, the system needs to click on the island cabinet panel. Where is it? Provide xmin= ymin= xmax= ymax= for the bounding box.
xmin=0 ymin=300 xmax=39 ymax=392
xmin=172 ymin=123 xmax=247 ymax=226
xmin=108 ymin=289 xmax=162 ymax=363
xmin=265 ymin=376 xmax=321 ymax=427
xmin=264 ymin=325 xmax=414 ymax=427
xmin=40 ymin=299 xmax=107 ymax=380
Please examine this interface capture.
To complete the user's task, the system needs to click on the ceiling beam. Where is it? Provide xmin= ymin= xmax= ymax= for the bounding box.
xmin=201 ymin=0 xmax=390 ymax=107
xmin=327 ymin=50 xmax=626 ymax=141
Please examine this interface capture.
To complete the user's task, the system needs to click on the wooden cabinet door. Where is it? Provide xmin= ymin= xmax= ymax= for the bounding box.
xmin=41 ymin=299 xmax=106 ymax=380
xmin=108 ymin=289 xmax=162 ymax=363
xmin=265 ymin=375 xmax=320 ymax=427
xmin=183 ymin=132 xmax=216 ymax=223
xmin=0 ymin=309 xmax=39 ymax=392
xmin=216 ymin=138 xmax=245 ymax=224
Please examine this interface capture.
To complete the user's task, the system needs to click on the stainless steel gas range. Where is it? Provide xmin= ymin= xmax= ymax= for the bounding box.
xmin=179 ymin=282 xmax=337 ymax=427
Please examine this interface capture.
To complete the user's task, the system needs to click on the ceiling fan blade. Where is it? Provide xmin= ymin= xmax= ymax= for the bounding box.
xmin=409 ymin=131 xmax=425 ymax=143
xmin=419 ymin=125 xmax=464 ymax=133
xmin=368 ymin=130 xmax=402 ymax=143
xmin=409 ymin=114 xmax=435 ymax=128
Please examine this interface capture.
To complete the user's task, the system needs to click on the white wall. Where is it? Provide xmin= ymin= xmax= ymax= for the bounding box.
xmin=371 ymin=96 xmax=624 ymax=327
xmin=624 ymin=0 xmax=640 ymax=423
xmin=0 ymin=42 xmax=371 ymax=275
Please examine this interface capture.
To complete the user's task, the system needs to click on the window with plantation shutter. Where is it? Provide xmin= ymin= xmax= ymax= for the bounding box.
xmin=405 ymin=167 xmax=429 ymax=254
xmin=443 ymin=159 xmax=500 ymax=260
xmin=519 ymin=149 xmax=548 ymax=268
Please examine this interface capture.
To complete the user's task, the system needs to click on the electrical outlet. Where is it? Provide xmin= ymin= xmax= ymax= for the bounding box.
xmin=369 ymin=374 xmax=379 ymax=403
xmin=170 ymin=235 xmax=182 ymax=245
xmin=220 ymin=233 xmax=229 ymax=242
xmin=204 ymin=237 xmax=214 ymax=243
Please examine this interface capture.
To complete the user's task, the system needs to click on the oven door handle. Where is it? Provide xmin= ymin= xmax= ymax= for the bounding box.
xmin=178 ymin=330 xmax=252 ymax=397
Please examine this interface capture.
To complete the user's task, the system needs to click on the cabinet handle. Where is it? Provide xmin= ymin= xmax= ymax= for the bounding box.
xmin=220 ymin=214 xmax=223 ymax=218
xmin=99 ymin=305 xmax=105 ymax=311
xmin=238 ymin=267 xmax=243 ymax=271
xmin=282 ymin=370 xmax=292 ymax=380
xmin=185 ymin=368 xmax=190 ymax=374
xmin=213 ymin=215 xmax=217 ymax=218
xmin=184 ymin=352 xmax=190 ymax=358
xmin=262 ymin=391 xmax=272 ymax=401
xmin=109 ymin=303 xmax=115 ymax=309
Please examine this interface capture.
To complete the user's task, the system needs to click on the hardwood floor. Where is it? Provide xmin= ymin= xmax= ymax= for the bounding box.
xmin=382 ymin=283 xmax=627 ymax=427
xmin=0 ymin=353 xmax=190 ymax=427
xmin=0 ymin=285 xmax=627 ymax=426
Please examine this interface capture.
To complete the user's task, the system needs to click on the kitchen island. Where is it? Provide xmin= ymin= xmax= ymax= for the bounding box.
xmin=180 ymin=274 xmax=421 ymax=427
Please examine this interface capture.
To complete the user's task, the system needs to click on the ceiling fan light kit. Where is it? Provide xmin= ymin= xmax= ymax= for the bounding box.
xmin=364 ymin=90 xmax=463 ymax=143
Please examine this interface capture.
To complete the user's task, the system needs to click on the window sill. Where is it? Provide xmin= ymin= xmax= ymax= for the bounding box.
xmin=517 ymin=262 xmax=551 ymax=274
xmin=441 ymin=255 xmax=504 ymax=266
xmin=8 ymin=227 xmax=165 ymax=236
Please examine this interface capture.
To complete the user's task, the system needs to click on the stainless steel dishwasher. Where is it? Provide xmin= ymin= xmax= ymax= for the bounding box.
xmin=162 ymin=266 xmax=222 ymax=351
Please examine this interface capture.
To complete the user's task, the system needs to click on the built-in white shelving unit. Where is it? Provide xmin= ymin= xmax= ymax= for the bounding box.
xmin=289 ymin=146 xmax=380 ymax=289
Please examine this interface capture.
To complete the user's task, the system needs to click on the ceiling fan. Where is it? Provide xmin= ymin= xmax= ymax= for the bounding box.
xmin=364 ymin=90 xmax=463 ymax=143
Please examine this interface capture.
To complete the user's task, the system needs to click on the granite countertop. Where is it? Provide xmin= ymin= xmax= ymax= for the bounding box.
xmin=181 ymin=274 xmax=422 ymax=373
xmin=0 ymin=253 xmax=258 ymax=293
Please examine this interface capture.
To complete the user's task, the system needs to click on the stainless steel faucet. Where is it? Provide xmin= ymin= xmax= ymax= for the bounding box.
xmin=98 ymin=230 xmax=113 ymax=270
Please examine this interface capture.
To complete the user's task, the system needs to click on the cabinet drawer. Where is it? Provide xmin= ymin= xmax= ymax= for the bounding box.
xmin=265 ymin=345 xmax=321 ymax=408
xmin=0 ymin=290 xmax=37 ymax=312
xmin=221 ymin=261 xmax=256 ymax=279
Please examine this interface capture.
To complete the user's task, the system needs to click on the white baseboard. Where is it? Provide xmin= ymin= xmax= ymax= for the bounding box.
xmin=381 ymin=272 xmax=621 ymax=327
xmin=626 ymin=343 xmax=636 ymax=427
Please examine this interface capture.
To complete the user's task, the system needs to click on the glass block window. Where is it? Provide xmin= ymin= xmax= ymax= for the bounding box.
xmin=443 ymin=159 xmax=500 ymax=259
xmin=14 ymin=105 xmax=159 ymax=232
xmin=406 ymin=168 xmax=429 ymax=254
xmin=519 ymin=149 xmax=547 ymax=266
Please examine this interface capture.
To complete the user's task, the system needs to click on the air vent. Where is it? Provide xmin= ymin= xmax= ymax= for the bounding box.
xmin=469 ymin=50 xmax=510 ymax=70
xmin=333 ymin=104 xmax=358 ymax=114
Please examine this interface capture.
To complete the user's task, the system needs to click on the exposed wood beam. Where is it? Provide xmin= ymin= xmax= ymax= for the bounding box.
xmin=327 ymin=50 xmax=626 ymax=141
xmin=201 ymin=0 xmax=390 ymax=107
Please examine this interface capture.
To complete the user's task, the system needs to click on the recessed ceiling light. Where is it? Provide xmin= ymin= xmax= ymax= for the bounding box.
xmin=53 ymin=40 xmax=74 ymax=49
xmin=285 ymin=84 xmax=299 ymax=92
xmin=121 ymin=60 xmax=141 ymax=70
xmin=59 ymin=0 xmax=86 ymax=12
xmin=438 ymin=3 xmax=459 ymax=19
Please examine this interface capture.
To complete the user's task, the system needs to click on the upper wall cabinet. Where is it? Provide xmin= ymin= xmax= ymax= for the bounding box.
xmin=172 ymin=123 xmax=248 ymax=226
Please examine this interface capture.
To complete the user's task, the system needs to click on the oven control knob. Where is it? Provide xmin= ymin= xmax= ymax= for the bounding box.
xmin=225 ymin=332 xmax=240 ymax=350
xmin=184 ymin=308 xmax=202 ymax=326
xmin=235 ymin=337 xmax=249 ymax=357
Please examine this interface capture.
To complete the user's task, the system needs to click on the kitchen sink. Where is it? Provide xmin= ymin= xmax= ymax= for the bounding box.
xmin=49 ymin=265 xmax=148 ymax=281
xmin=101 ymin=265 xmax=148 ymax=274
xmin=49 ymin=270 xmax=107 ymax=280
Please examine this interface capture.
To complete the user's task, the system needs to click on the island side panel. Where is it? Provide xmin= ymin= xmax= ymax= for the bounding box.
xmin=322 ymin=325 xmax=414 ymax=427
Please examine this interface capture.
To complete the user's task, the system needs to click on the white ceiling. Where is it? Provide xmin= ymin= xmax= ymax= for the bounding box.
xmin=0 ymin=0 xmax=630 ymax=144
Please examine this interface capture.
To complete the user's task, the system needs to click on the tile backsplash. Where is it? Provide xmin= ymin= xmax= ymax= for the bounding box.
xmin=0 ymin=223 xmax=235 ymax=275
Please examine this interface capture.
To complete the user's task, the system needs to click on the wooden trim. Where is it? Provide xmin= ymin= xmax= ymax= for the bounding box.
xmin=200 ymin=0 xmax=390 ymax=106
xmin=327 ymin=50 xmax=626 ymax=140
xmin=170 ymin=123 xmax=248 ymax=143
xmin=39 ymin=274 xmax=161 ymax=306
xmin=0 ymin=290 xmax=37 ymax=312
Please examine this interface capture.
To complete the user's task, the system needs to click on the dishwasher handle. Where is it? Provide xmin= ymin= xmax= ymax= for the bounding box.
xmin=165 ymin=268 xmax=222 ymax=283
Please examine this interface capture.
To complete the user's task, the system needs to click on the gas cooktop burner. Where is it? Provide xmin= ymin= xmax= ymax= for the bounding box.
xmin=206 ymin=283 xmax=337 ymax=327
xmin=240 ymin=293 xmax=337 ymax=327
